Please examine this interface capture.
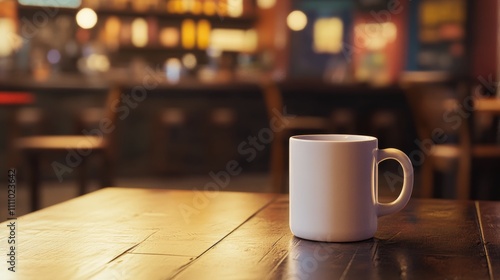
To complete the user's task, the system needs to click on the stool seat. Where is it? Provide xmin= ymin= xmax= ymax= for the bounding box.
xmin=261 ymin=81 xmax=331 ymax=193
xmin=13 ymin=86 xmax=121 ymax=211
xmin=16 ymin=136 xmax=105 ymax=151
xmin=285 ymin=116 xmax=330 ymax=130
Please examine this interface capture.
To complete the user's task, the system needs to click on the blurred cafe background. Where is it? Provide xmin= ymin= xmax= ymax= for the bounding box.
xmin=1 ymin=0 xmax=499 ymax=217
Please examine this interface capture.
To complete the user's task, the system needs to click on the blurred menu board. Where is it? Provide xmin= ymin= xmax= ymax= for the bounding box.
xmin=417 ymin=0 xmax=467 ymax=72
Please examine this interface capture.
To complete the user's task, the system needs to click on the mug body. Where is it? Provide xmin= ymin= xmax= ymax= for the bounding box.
xmin=289 ymin=135 xmax=378 ymax=242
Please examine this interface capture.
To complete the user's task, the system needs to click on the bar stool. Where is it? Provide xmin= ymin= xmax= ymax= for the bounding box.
xmin=205 ymin=107 xmax=238 ymax=171
xmin=7 ymin=107 xmax=47 ymax=169
xmin=14 ymin=86 xmax=122 ymax=210
xmin=401 ymin=72 xmax=500 ymax=199
xmin=151 ymin=108 xmax=190 ymax=175
xmin=369 ymin=110 xmax=402 ymax=148
xmin=330 ymin=109 xmax=357 ymax=134
xmin=260 ymin=81 xmax=331 ymax=193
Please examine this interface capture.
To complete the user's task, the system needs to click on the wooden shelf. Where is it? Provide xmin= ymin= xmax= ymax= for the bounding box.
xmin=17 ymin=5 xmax=256 ymax=27
xmin=117 ymin=45 xmax=242 ymax=54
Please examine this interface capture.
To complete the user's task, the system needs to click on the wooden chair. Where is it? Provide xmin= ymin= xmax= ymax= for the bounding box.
xmin=14 ymin=86 xmax=122 ymax=210
xmin=401 ymin=72 xmax=500 ymax=199
xmin=151 ymin=108 xmax=190 ymax=175
xmin=205 ymin=107 xmax=238 ymax=171
xmin=7 ymin=107 xmax=46 ymax=172
xmin=260 ymin=81 xmax=331 ymax=193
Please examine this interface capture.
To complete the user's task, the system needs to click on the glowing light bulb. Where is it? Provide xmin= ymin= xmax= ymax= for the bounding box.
xmin=160 ymin=27 xmax=180 ymax=47
xmin=287 ymin=10 xmax=307 ymax=31
xmin=131 ymin=18 xmax=148 ymax=47
xmin=257 ymin=0 xmax=275 ymax=9
xmin=76 ymin=8 xmax=98 ymax=29
xmin=182 ymin=53 xmax=197 ymax=69
xmin=197 ymin=19 xmax=211 ymax=49
xmin=227 ymin=0 xmax=243 ymax=17
xmin=181 ymin=19 xmax=196 ymax=49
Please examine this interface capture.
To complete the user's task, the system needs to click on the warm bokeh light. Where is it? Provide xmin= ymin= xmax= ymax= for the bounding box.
xmin=203 ymin=0 xmax=216 ymax=15
xmin=287 ymin=10 xmax=307 ymax=31
xmin=257 ymin=0 xmax=275 ymax=9
xmin=160 ymin=27 xmax=180 ymax=47
xmin=0 ymin=19 xmax=17 ymax=57
xmin=181 ymin=0 xmax=191 ymax=13
xmin=181 ymin=0 xmax=202 ymax=14
xmin=132 ymin=0 xmax=151 ymax=12
xmin=104 ymin=16 xmax=121 ymax=51
xmin=420 ymin=0 xmax=465 ymax=26
xmin=207 ymin=47 xmax=222 ymax=58
xmin=131 ymin=18 xmax=148 ymax=47
xmin=166 ymin=0 xmax=176 ymax=13
xmin=87 ymin=54 xmax=110 ymax=72
xmin=313 ymin=17 xmax=343 ymax=54
xmin=216 ymin=0 xmax=228 ymax=16
xmin=114 ymin=0 xmax=128 ymax=9
xmin=227 ymin=0 xmax=243 ymax=17
xmin=197 ymin=19 xmax=211 ymax=49
xmin=419 ymin=0 xmax=465 ymax=44
xmin=76 ymin=8 xmax=98 ymax=29
xmin=182 ymin=53 xmax=197 ymax=69
xmin=192 ymin=0 xmax=203 ymax=14
xmin=182 ymin=19 xmax=196 ymax=49
xmin=354 ymin=22 xmax=397 ymax=51
xmin=210 ymin=28 xmax=257 ymax=52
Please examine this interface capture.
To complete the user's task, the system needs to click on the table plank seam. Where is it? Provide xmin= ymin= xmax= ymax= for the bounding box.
xmin=339 ymin=247 xmax=359 ymax=280
xmin=475 ymin=201 xmax=494 ymax=280
xmin=170 ymin=194 xmax=281 ymax=279
xmin=371 ymin=242 xmax=379 ymax=262
xmin=105 ymin=230 xmax=159 ymax=265
xmin=266 ymin=246 xmax=290 ymax=279
xmin=127 ymin=252 xmax=197 ymax=258
xmin=257 ymin=234 xmax=287 ymax=264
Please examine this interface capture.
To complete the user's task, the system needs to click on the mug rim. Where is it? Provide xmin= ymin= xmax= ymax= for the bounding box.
xmin=290 ymin=134 xmax=377 ymax=143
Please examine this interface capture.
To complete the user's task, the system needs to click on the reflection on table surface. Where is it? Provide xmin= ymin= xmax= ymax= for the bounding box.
xmin=1 ymin=188 xmax=498 ymax=279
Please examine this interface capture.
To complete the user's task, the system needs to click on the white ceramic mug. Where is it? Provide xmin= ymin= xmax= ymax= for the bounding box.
xmin=289 ymin=134 xmax=413 ymax=242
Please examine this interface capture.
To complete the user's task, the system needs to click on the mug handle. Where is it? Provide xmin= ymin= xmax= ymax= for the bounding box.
xmin=376 ymin=148 xmax=414 ymax=217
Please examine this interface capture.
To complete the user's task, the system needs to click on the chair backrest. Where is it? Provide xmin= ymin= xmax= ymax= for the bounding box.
xmin=401 ymin=72 xmax=471 ymax=148
xmin=103 ymin=85 xmax=123 ymax=126
xmin=259 ymin=80 xmax=284 ymax=119
xmin=99 ymin=85 xmax=123 ymax=157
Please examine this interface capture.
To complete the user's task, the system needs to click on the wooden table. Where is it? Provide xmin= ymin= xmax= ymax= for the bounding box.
xmin=1 ymin=188 xmax=499 ymax=279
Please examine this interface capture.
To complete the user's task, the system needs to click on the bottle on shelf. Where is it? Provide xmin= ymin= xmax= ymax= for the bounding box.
xmin=181 ymin=19 xmax=196 ymax=49
xmin=197 ymin=19 xmax=211 ymax=49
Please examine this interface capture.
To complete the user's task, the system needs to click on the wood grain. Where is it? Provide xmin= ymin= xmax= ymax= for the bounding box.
xmin=477 ymin=201 xmax=500 ymax=279
xmin=0 ymin=188 xmax=277 ymax=279
xmin=271 ymin=199 xmax=489 ymax=279
xmin=0 ymin=188 xmax=498 ymax=279
xmin=173 ymin=196 xmax=292 ymax=279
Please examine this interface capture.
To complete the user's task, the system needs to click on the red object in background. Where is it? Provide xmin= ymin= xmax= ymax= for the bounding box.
xmin=0 ymin=92 xmax=35 ymax=105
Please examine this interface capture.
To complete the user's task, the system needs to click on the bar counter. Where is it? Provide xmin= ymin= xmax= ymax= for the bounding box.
xmin=0 ymin=74 xmax=414 ymax=176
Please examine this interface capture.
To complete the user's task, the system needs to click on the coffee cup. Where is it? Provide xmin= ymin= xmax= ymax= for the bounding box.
xmin=289 ymin=134 xmax=413 ymax=242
